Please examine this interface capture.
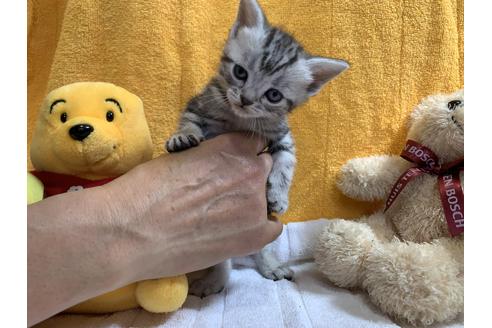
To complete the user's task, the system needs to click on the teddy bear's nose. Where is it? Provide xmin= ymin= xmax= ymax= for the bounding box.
xmin=69 ymin=124 xmax=94 ymax=141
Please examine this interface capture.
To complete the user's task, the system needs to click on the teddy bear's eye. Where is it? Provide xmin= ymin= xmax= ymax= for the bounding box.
xmin=106 ymin=110 xmax=114 ymax=122
xmin=447 ymin=100 xmax=462 ymax=111
xmin=60 ymin=112 xmax=67 ymax=123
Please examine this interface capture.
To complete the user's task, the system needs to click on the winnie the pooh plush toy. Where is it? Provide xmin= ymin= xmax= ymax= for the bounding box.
xmin=314 ymin=89 xmax=464 ymax=326
xmin=29 ymin=81 xmax=188 ymax=314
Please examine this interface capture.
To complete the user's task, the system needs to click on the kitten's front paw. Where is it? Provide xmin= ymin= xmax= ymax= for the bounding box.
xmin=259 ymin=264 xmax=294 ymax=281
xmin=189 ymin=278 xmax=225 ymax=298
xmin=267 ymin=189 xmax=289 ymax=214
xmin=165 ymin=133 xmax=202 ymax=153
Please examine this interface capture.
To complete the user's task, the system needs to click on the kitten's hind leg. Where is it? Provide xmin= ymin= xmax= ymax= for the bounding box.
xmin=189 ymin=260 xmax=232 ymax=298
xmin=254 ymin=243 xmax=294 ymax=281
xmin=166 ymin=112 xmax=204 ymax=153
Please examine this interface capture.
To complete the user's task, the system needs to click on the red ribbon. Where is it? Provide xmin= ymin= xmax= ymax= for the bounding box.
xmin=384 ymin=140 xmax=464 ymax=236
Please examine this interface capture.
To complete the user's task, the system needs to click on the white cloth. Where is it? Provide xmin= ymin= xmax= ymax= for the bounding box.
xmin=35 ymin=219 xmax=464 ymax=328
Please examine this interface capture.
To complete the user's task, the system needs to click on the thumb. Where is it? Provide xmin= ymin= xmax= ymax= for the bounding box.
xmin=259 ymin=218 xmax=283 ymax=246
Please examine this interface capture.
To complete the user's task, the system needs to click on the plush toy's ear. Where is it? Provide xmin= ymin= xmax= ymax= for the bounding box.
xmin=306 ymin=57 xmax=349 ymax=96
xmin=230 ymin=0 xmax=268 ymax=37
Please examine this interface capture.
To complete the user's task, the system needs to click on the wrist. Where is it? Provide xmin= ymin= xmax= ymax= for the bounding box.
xmin=97 ymin=161 xmax=175 ymax=283
xmin=86 ymin=181 xmax=146 ymax=287
xmin=76 ymin=184 xmax=149 ymax=306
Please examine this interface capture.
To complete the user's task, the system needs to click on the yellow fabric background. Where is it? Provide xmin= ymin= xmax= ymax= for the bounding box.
xmin=27 ymin=0 xmax=463 ymax=222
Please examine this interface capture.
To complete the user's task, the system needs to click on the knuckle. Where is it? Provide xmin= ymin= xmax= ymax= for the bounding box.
xmin=236 ymin=157 xmax=265 ymax=184
xmin=249 ymin=169 xmax=267 ymax=190
xmin=249 ymin=198 xmax=267 ymax=218
xmin=250 ymin=156 xmax=271 ymax=182
xmin=250 ymin=242 xmax=266 ymax=255
xmin=258 ymin=224 xmax=282 ymax=247
xmin=258 ymin=153 xmax=273 ymax=173
xmin=243 ymin=198 xmax=265 ymax=219
xmin=248 ymin=230 xmax=270 ymax=253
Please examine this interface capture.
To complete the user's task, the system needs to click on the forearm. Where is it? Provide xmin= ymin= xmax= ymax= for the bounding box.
xmin=27 ymin=186 xmax=135 ymax=326
xmin=27 ymin=156 xmax=199 ymax=324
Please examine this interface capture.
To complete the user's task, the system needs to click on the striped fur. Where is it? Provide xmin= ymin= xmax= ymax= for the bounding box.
xmin=165 ymin=0 xmax=348 ymax=294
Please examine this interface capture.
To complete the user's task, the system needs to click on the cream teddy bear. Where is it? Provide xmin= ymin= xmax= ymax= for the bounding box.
xmin=314 ymin=89 xmax=464 ymax=326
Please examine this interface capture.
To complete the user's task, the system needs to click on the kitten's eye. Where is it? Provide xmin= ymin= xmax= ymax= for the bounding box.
xmin=106 ymin=110 xmax=114 ymax=122
xmin=233 ymin=64 xmax=248 ymax=81
xmin=265 ymin=88 xmax=283 ymax=103
xmin=447 ymin=100 xmax=462 ymax=111
xmin=60 ymin=112 xmax=67 ymax=123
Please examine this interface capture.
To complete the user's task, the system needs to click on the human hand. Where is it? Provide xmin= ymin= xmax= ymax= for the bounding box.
xmin=107 ymin=133 xmax=281 ymax=282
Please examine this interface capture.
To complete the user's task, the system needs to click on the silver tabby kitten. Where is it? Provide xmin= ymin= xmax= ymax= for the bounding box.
xmin=166 ymin=0 xmax=348 ymax=297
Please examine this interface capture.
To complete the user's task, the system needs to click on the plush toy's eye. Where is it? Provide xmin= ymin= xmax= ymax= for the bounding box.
xmin=106 ymin=110 xmax=114 ymax=122
xmin=265 ymin=88 xmax=284 ymax=103
xmin=60 ymin=112 xmax=67 ymax=123
xmin=233 ymin=64 xmax=248 ymax=81
xmin=447 ymin=100 xmax=462 ymax=111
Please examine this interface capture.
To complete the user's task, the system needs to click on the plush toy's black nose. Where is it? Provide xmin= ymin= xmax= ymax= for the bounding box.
xmin=69 ymin=124 xmax=94 ymax=141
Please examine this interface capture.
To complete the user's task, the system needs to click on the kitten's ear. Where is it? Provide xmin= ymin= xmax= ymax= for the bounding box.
xmin=230 ymin=0 xmax=267 ymax=36
xmin=306 ymin=57 xmax=349 ymax=95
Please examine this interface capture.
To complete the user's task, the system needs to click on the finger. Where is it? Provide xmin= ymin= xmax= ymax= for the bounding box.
xmin=260 ymin=219 xmax=283 ymax=245
xmin=232 ymin=132 xmax=268 ymax=155
xmin=257 ymin=152 xmax=273 ymax=177
xmin=237 ymin=219 xmax=283 ymax=257
xmin=253 ymin=136 xmax=269 ymax=155
xmin=210 ymin=133 xmax=267 ymax=155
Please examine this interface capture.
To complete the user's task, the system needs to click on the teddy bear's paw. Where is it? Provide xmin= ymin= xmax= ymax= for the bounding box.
xmin=337 ymin=156 xmax=399 ymax=202
xmin=314 ymin=220 xmax=376 ymax=288
xmin=363 ymin=241 xmax=464 ymax=326
xmin=165 ymin=133 xmax=202 ymax=153
xmin=189 ymin=277 xmax=225 ymax=299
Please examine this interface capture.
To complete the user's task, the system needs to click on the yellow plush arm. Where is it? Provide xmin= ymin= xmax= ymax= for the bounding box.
xmin=66 ymin=276 xmax=188 ymax=314
xmin=66 ymin=283 xmax=139 ymax=314
xmin=27 ymin=172 xmax=44 ymax=204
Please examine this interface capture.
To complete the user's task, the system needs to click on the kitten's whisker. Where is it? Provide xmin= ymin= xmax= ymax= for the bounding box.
xmin=250 ymin=118 xmax=257 ymax=139
xmin=202 ymin=97 xmax=228 ymax=111
xmin=198 ymin=96 xmax=227 ymax=108
xmin=256 ymin=118 xmax=264 ymax=139
xmin=197 ymin=95 xmax=225 ymax=104
xmin=195 ymin=94 xmax=228 ymax=105
xmin=197 ymin=94 xmax=224 ymax=101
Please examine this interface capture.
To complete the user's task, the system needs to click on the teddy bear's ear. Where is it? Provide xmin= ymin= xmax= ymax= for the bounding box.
xmin=408 ymin=97 xmax=429 ymax=129
xmin=407 ymin=94 xmax=437 ymax=129
xmin=452 ymin=88 xmax=464 ymax=99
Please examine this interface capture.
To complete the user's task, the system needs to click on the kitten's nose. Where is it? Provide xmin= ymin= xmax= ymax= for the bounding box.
xmin=240 ymin=95 xmax=253 ymax=106
xmin=69 ymin=124 xmax=94 ymax=141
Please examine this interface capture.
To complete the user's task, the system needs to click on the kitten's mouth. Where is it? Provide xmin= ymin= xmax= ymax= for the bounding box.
xmin=226 ymin=90 xmax=264 ymax=119
xmin=230 ymin=103 xmax=265 ymax=119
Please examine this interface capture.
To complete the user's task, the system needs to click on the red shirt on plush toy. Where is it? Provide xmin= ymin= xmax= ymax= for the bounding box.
xmin=30 ymin=171 xmax=115 ymax=197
